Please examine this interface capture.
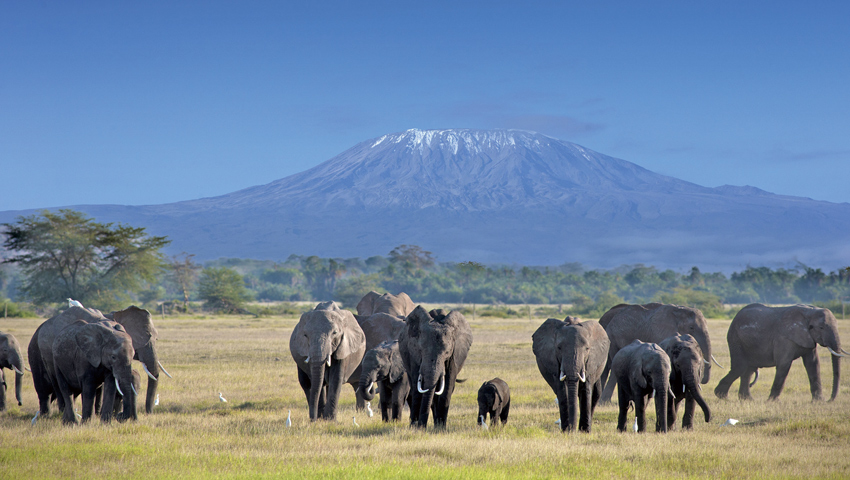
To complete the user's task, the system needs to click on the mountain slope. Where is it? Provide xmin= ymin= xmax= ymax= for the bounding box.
xmin=2 ymin=129 xmax=848 ymax=271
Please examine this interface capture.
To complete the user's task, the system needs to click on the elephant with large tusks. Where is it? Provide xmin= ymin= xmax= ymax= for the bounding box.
xmin=358 ymin=340 xmax=410 ymax=421
xmin=532 ymin=317 xmax=609 ymax=432
xmin=658 ymin=334 xmax=711 ymax=429
xmin=28 ymin=305 xmax=171 ymax=416
xmin=290 ymin=302 xmax=366 ymax=421
xmin=714 ymin=303 xmax=847 ymax=401
xmin=0 ymin=331 xmax=26 ymax=411
xmin=598 ymin=303 xmax=718 ymax=404
xmin=399 ymin=307 xmax=472 ymax=428
xmin=52 ymin=320 xmax=138 ymax=424
xmin=612 ymin=339 xmax=674 ymax=433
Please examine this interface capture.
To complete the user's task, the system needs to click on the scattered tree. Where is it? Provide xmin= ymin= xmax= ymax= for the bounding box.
xmin=170 ymin=252 xmax=201 ymax=310
xmin=197 ymin=267 xmax=253 ymax=313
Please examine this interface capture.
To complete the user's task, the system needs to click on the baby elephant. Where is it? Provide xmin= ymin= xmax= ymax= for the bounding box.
xmin=658 ymin=334 xmax=711 ymax=430
xmin=477 ymin=378 xmax=510 ymax=427
xmin=359 ymin=340 xmax=410 ymax=421
xmin=612 ymin=339 xmax=674 ymax=433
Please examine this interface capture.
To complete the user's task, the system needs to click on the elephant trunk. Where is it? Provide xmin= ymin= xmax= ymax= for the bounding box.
xmin=685 ymin=372 xmax=711 ymax=423
xmin=830 ymin=351 xmax=841 ymax=401
xmin=417 ymin=383 xmax=436 ymax=428
xmin=359 ymin=374 xmax=377 ymax=401
xmin=566 ymin=379 xmax=579 ymax=432
xmin=14 ymin=371 xmax=23 ymax=406
xmin=653 ymin=374 xmax=669 ymax=433
xmin=138 ymin=345 xmax=160 ymax=414
xmin=117 ymin=371 xmax=138 ymax=422
xmin=308 ymin=361 xmax=326 ymax=421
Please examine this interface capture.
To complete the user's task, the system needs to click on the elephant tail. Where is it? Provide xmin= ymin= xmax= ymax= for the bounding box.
xmin=749 ymin=369 xmax=759 ymax=388
xmin=455 ymin=378 xmax=467 ymax=383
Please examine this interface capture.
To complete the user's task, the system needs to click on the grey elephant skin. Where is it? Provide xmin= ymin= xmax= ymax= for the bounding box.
xmin=356 ymin=291 xmax=415 ymax=318
xmin=612 ymin=339 xmax=673 ymax=433
xmin=359 ymin=340 xmax=410 ymax=421
xmin=290 ymin=302 xmax=366 ymax=421
xmin=599 ymin=303 xmax=714 ymax=403
xmin=399 ymin=306 xmax=472 ymax=428
xmin=477 ymin=378 xmax=510 ymax=427
xmin=714 ymin=303 xmax=846 ymax=401
xmin=658 ymin=334 xmax=711 ymax=429
xmin=532 ymin=317 xmax=609 ymax=432
xmin=0 ymin=331 xmax=25 ymax=411
xmin=28 ymin=305 xmax=167 ymax=415
xmin=52 ymin=321 xmax=137 ymax=424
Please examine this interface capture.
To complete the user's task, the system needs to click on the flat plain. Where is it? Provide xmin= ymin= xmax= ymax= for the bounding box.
xmin=1 ymin=308 xmax=849 ymax=479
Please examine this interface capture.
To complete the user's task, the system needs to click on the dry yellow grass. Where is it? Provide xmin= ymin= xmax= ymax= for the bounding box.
xmin=1 ymin=311 xmax=849 ymax=479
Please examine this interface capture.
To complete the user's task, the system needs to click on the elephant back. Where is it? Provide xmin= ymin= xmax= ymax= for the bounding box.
xmin=36 ymin=306 xmax=109 ymax=379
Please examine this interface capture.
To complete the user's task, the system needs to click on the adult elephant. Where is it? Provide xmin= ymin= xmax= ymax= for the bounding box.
xmin=290 ymin=302 xmax=366 ymax=421
xmin=612 ymin=340 xmax=674 ymax=433
xmin=0 ymin=331 xmax=26 ymax=411
xmin=398 ymin=307 xmax=472 ymax=428
xmin=532 ymin=318 xmax=609 ymax=432
xmin=358 ymin=340 xmax=410 ymax=421
xmin=598 ymin=303 xmax=720 ymax=403
xmin=714 ymin=304 xmax=847 ymax=401
xmin=356 ymin=291 xmax=415 ymax=318
xmin=29 ymin=305 xmax=170 ymax=415
xmin=658 ymin=334 xmax=711 ymax=429
xmin=52 ymin=321 xmax=138 ymax=424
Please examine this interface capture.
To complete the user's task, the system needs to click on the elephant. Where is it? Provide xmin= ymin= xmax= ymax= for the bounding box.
xmin=356 ymin=291 xmax=415 ymax=317
xmin=52 ymin=320 xmax=138 ymax=424
xmin=351 ymin=311 xmax=407 ymax=408
xmin=658 ymin=334 xmax=711 ymax=429
xmin=598 ymin=303 xmax=719 ymax=403
xmin=532 ymin=317 xmax=609 ymax=432
xmin=611 ymin=339 xmax=673 ymax=433
xmin=398 ymin=306 xmax=472 ymax=428
xmin=290 ymin=301 xmax=366 ymax=421
xmin=358 ymin=340 xmax=410 ymax=421
xmin=714 ymin=303 xmax=847 ymax=401
xmin=28 ymin=305 xmax=169 ymax=415
xmin=477 ymin=378 xmax=510 ymax=427
xmin=0 ymin=331 xmax=26 ymax=411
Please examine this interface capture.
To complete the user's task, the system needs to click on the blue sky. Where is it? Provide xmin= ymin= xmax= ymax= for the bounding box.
xmin=2 ymin=1 xmax=848 ymax=210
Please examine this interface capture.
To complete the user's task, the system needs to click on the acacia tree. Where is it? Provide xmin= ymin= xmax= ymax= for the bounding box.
xmin=1 ymin=209 xmax=170 ymax=309
xmin=197 ymin=266 xmax=253 ymax=312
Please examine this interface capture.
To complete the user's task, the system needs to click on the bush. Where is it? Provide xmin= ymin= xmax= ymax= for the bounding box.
xmin=0 ymin=298 xmax=38 ymax=318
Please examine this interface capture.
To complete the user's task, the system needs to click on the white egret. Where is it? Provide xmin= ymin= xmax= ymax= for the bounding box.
xmin=352 ymin=416 xmax=360 ymax=427
xmin=31 ymin=411 xmax=39 ymax=426
xmin=633 ymin=418 xmax=639 ymax=432
xmin=285 ymin=410 xmax=292 ymax=428
xmin=154 ymin=394 xmax=160 ymax=406
xmin=67 ymin=298 xmax=83 ymax=308
xmin=366 ymin=401 xmax=374 ymax=418
xmin=721 ymin=418 xmax=739 ymax=427
xmin=219 ymin=392 xmax=227 ymax=403
xmin=479 ymin=415 xmax=489 ymax=430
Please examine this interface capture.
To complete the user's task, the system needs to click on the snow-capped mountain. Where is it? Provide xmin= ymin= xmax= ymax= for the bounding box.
xmin=2 ymin=129 xmax=849 ymax=270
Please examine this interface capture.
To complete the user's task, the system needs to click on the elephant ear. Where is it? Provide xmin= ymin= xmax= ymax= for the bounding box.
xmin=405 ymin=306 xmax=431 ymax=338
xmin=289 ymin=315 xmax=310 ymax=359
xmin=112 ymin=306 xmax=157 ymax=351
xmin=356 ymin=291 xmax=381 ymax=316
xmin=76 ymin=324 xmax=105 ymax=368
xmin=334 ymin=310 xmax=366 ymax=360
xmin=630 ymin=354 xmax=648 ymax=390
xmin=444 ymin=311 xmax=473 ymax=367
xmin=388 ymin=343 xmax=405 ymax=383
xmin=781 ymin=308 xmax=816 ymax=349
xmin=532 ymin=318 xmax=564 ymax=360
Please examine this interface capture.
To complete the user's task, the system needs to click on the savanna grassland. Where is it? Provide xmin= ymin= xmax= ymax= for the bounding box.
xmin=1 ymin=309 xmax=849 ymax=479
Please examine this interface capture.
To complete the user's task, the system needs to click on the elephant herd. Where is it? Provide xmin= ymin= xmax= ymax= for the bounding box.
xmin=1 ymin=294 xmax=846 ymax=434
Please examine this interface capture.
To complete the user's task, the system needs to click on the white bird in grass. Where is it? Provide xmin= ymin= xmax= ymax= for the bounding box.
xmin=154 ymin=394 xmax=159 ymax=406
xmin=722 ymin=418 xmax=739 ymax=427
xmin=366 ymin=402 xmax=374 ymax=418
xmin=31 ymin=411 xmax=39 ymax=426
xmin=554 ymin=419 xmax=561 ymax=426
xmin=67 ymin=298 xmax=83 ymax=308
xmin=479 ymin=415 xmax=489 ymax=430
xmin=219 ymin=392 xmax=227 ymax=403
xmin=633 ymin=418 xmax=639 ymax=432
xmin=352 ymin=416 xmax=360 ymax=427
xmin=285 ymin=410 xmax=292 ymax=428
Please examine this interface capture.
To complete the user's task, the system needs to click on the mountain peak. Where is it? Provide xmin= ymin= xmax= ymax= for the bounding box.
xmin=369 ymin=128 xmax=555 ymax=156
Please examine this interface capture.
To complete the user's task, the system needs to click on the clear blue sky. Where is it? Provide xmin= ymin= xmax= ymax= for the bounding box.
xmin=2 ymin=1 xmax=848 ymax=210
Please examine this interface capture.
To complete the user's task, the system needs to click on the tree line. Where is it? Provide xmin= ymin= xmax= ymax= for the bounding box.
xmin=2 ymin=210 xmax=848 ymax=317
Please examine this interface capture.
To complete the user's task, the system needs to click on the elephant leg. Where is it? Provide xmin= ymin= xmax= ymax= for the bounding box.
xmin=433 ymin=391 xmax=451 ymax=428
xmin=0 ymin=370 xmax=6 ymax=411
xmin=682 ymin=392 xmax=695 ymax=429
xmin=768 ymin=360 xmax=795 ymax=400
xmin=409 ymin=390 xmax=422 ymax=426
xmin=590 ymin=379 xmax=602 ymax=413
xmin=353 ymin=383 xmax=366 ymax=411
xmin=80 ymin=380 xmax=99 ymax=423
xmin=600 ymin=364 xmax=617 ymax=404
xmin=490 ymin=408 xmax=500 ymax=427
xmin=667 ymin=392 xmax=679 ymax=430
xmin=55 ymin=372 xmax=77 ymax=425
xmin=634 ymin=394 xmax=647 ymax=433
xmin=714 ymin=368 xmax=742 ymax=399
xmin=737 ymin=368 xmax=757 ymax=400
xmin=297 ymin=367 xmax=311 ymax=403
xmin=800 ymin=349 xmax=822 ymax=401
xmin=500 ymin=399 xmax=510 ymax=425
xmin=324 ymin=364 xmax=345 ymax=420
xmin=579 ymin=381 xmax=593 ymax=432
xmin=94 ymin=384 xmax=103 ymax=415
xmin=380 ymin=383 xmax=391 ymax=422
xmin=616 ymin=387 xmax=630 ymax=432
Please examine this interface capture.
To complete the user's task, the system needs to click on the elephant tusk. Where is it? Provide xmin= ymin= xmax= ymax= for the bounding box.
xmin=143 ymin=364 xmax=158 ymax=381
xmin=25 ymin=366 xmax=32 ymax=372
xmin=327 ymin=355 xmax=332 ymax=367
xmin=711 ymin=355 xmax=724 ymax=369
xmin=13 ymin=366 xmax=24 ymax=375
xmin=115 ymin=377 xmax=124 ymax=397
xmin=683 ymin=384 xmax=686 ymax=393
xmin=417 ymin=375 xmax=428 ymax=394
xmin=158 ymin=361 xmax=173 ymax=378
xmin=559 ymin=371 xmax=567 ymax=382
xmin=304 ymin=356 xmax=310 ymax=363
xmin=435 ymin=376 xmax=445 ymax=396
xmin=578 ymin=371 xmax=586 ymax=383
xmin=131 ymin=383 xmax=138 ymax=396
xmin=703 ymin=359 xmax=711 ymax=365
xmin=842 ymin=348 xmax=850 ymax=356
xmin=827 ymin=347 xmax=849 ymax=358
xmin=669 ymin=387 xmax=676 ymax=399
